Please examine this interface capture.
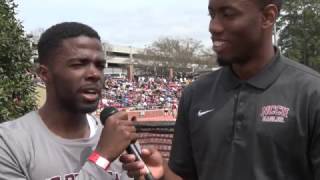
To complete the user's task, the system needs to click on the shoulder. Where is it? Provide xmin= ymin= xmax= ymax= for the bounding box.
xmin=184 ymin=68 xmax=223 ymax=95
xmin=0 ymin=111 xmax=37 ymax=145
xmin=1 ymin=111 xmax=37 ymax=135
xmin=279 ymin=56 xmax=320 ymax=91
xmin=281 ymin=56 xmax=320 ymax=81
xmin=0 ymin=112 xmax=37 ymax=167
xmin=178 ymin=69 xmax=223 ymax=110
xmin=0 ymin=111 xmax=39 ymax=140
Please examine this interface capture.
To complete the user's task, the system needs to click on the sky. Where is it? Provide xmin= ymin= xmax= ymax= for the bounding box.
xmin=15 ymin=0 xmax=212 ymax=48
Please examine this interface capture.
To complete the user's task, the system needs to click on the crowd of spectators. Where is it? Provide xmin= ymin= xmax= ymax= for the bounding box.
xmin=32 ymin=68 xmax=193 ymax=116
xmin=99 ymin=75 xmax=192 ymax=114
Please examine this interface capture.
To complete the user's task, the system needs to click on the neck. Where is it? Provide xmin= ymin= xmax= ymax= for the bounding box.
xmin=39 ymin=101 xmax=90 ymax=139
xmin=232 ymin=41 xmax=275 ymax=80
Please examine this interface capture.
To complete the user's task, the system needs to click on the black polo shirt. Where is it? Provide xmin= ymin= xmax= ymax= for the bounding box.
xmin=169 ymin=50 xmax=320 ymax=180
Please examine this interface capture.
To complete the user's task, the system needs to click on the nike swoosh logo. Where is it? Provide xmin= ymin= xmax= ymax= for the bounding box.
xmin=198 ymin=108 xmax=215 ymax=117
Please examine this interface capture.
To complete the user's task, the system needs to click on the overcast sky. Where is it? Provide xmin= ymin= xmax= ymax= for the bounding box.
xmin=15 ymin=0 xmax=212 ymax=48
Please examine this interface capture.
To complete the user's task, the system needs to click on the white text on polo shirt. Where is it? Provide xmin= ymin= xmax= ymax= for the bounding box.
xmin=260 ymin=105 xmax=290 ymax=123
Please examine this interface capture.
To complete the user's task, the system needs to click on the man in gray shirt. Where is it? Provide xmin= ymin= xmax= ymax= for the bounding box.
xmin=0 ymin=22 xmax=136 ymax=180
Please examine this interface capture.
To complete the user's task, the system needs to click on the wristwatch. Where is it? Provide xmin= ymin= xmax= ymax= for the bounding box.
xmin=88 ymin=150 xmax=110 ymax=170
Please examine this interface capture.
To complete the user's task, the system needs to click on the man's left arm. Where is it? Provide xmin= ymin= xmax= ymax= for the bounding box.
xmin=310 ymin=123 xmax=320 ymax=178
xmin=309 ymin=88 xmax=320 ymax=178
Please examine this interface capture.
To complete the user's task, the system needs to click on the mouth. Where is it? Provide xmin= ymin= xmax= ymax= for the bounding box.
xmin=212 ymin=40 xmax=228 ymax=53
xmin=80 ymin=87 xmax=101 ymax=102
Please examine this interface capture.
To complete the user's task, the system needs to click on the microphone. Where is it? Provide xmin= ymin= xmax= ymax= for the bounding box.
xmin=99 ymin=107 xmax=154 ymax=180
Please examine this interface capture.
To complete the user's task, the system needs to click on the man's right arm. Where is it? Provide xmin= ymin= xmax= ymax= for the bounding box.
xmin=0 ymin=126 xmax=112 ymax=180
xmin=77 ymin=160 xmax=133 ymax=180
xmin=0 ymin=129 xmax=29 ymax=180
xmin=0 ymin=111 xmax=137 ymax=180
xmin=76 ymin=111 xmax=138 ymax=180
xmin=0 ymin=131 xmax=116 ymax=180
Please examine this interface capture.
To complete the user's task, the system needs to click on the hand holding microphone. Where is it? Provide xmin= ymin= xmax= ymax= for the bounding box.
xmin=97 ymin=107 xmax=154 ymax=180
xmin=95 ymin=107 xmax=137 ymax=162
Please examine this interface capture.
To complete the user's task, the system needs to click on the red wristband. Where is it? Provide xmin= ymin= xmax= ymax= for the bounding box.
xmin=88 ymin=150 xmax=110 ymax=170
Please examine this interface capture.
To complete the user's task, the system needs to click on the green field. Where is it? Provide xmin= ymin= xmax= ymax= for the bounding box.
xmin=35 ymin=84 xmax=46 ymax=108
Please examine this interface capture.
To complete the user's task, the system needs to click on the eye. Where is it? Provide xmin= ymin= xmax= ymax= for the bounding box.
xmin=97 ymin=64 xmax=105 ymax=70
xmin=222 ymin=9 xmax=236 ymax=17
xmin=71 ymin=62 xmax=84 ymax=67
xmin=69 ymin=59 xmax=88 ymax=68
xmin=96 ymin=61 xmax=106 ymax=70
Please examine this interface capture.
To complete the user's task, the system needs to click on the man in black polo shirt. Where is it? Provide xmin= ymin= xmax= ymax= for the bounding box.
xmin=120 ymin=0 xmax=320 ymax=179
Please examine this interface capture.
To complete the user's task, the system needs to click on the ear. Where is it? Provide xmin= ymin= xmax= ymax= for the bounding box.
xmin=37 ymin=64 xmax=50 ymax=84
xmin=261 ymin=4 xmax=278 ymax=29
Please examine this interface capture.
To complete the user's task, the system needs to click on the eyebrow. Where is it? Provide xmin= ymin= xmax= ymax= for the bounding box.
xmin=66 ymin=58 xmax=102 ymax=66
xmin=209 ymin=4 xmax=241 ymax=13
xmin=68 ymin=57 xmax=88 ymax=62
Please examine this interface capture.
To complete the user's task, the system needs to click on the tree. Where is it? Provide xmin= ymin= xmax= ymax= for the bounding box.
xmin=135 ymin=37 xmax=216 ymax=76
xmin=278 ymin=0 xmax=320 ymax=71
xmin=0 ymin=0 xmax=36 ymax=122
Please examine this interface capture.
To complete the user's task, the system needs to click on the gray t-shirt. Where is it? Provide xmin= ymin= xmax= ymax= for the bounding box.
xmin=0 ymin=111 xmax=132 ymax=180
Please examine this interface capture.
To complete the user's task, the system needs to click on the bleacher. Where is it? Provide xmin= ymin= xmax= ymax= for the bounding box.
xmin=135 ymin=121 xmax=175 ymax=161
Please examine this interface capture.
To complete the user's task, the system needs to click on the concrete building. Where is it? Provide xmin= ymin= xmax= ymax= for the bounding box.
xmin=103 ymin=43 xmax=144 ymax=81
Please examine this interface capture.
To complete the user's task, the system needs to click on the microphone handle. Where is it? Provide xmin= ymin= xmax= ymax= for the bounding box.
xmin=126 ymin=144 xmax=154 ymax=180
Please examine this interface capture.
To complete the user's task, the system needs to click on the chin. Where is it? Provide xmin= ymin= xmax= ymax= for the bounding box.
xmin=217 ymin=54 xmax=248 ymax=66
xmin=78 ymin=102 xmax=99 ymax=113
xmin=217 ymin=57 xmax=233 ymax=66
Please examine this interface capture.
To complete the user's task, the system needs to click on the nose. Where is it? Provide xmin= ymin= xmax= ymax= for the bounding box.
xmin=209 ymin=16 xmax=224 ymax=35
xmin=86 ymin=64 xmax=102 ymax=82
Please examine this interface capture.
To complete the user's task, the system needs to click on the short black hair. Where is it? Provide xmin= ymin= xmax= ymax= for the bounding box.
xmin=37 ymin=22 xmax=101 ymax=64
xmin=257 ymin=0 xmax=283 ymax=13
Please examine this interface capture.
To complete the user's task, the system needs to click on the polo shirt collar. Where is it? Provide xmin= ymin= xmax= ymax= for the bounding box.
xmin=220 ymin=48 xmax=287 ymax=90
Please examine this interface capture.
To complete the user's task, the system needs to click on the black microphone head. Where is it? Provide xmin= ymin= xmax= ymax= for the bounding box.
xmin=99 ymin=107 xmax=119 ymax=125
